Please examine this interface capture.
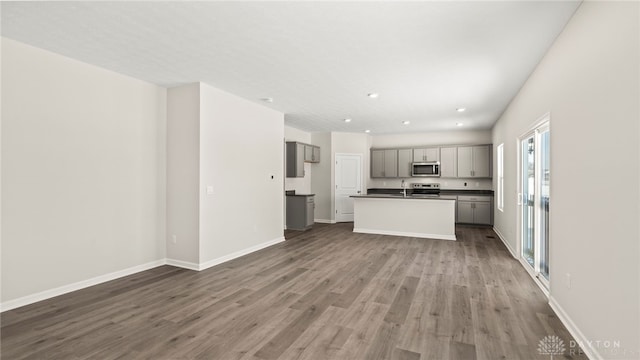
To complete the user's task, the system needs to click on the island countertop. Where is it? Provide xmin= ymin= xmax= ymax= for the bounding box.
xmin=350 ymin=194 xmax=457 ymax=200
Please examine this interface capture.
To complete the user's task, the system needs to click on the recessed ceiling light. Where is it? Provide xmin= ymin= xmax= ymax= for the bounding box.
xmin=456 ymin=107 xmax=466 ymax=112
xmin=261 ymin=97 xmax=274 ymax=103
xmin=367 ymin=93 xmax=379 ymax=98
xmin=402 ymin=121 xmax=410 ymax=125
xmin=365 ymin=129 xmax=371 ymax=133
xmin=456 ymin=122 xmax=464 ymax=127
xmin=344 ymin=118 xmax=352 ymax=123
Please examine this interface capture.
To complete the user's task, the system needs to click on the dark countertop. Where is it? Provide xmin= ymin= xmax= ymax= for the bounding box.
xmin=351 ymin=194 xmax=456 ymax=201
xmin=367 ymin=188 xmax=494 ymax=196
xmin=285 ymin=190 xmax=315 ymax=197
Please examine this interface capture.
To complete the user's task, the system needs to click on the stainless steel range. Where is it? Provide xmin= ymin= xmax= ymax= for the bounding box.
xmin=411 ymin=183 xmax=441 ymax=197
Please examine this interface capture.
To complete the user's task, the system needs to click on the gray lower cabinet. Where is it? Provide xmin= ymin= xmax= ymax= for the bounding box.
xmin=286 ymin=195 xmax=315 ymax=230
xmin=456 ymin=195 xmax=492 ymax=225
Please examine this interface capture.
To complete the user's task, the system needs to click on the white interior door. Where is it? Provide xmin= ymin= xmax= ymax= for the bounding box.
xmin=335 ymin=154 xmax=362 ymax=222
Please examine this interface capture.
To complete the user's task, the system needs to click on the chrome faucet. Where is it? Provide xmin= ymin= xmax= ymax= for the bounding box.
xmin=401 ymin=179 xmax=407 ymax=197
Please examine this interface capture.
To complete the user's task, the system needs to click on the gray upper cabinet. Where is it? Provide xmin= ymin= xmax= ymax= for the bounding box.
xmin=304 ymin=145 xmax=314 ymax=162
xmin=286 ymin=142 xmax=306 ymax=178
xmin=397 ymin=149 xmax=413 ymax=177
xmin=413 ymin=148 xmax=440 ymax=162
xmin=370 ymin=144 xmax=491 ymax=179
xmin=440 ymin=147 xmax=457 ymax=178
xmin=371 ymin=149 xmax=398 ymax=178
xmin=472 ymin=145 xmax=490 ymax=177
xmin=286 ymin=141 xmax=320 ymax=177
xmin=457 ymin=145 xmax=491 ymax=178
xmin=371 ymin=150 xmax=385 ymax=178
xmin=304 ymin=144 xmax=320 ymax=163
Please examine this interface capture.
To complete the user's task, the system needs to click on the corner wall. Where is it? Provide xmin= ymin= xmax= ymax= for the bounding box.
xmin=199 ymin=83 xmax=284 ymax=265
xmin=311 ymin=132 xmax=332 ymax=222
xmin=1 ymin=38 xmax=167 ymax=304
xmin=166 ymin=84 xmax=200 ymax=264
xmin=491 ymin=2 xmax=639 ymax=358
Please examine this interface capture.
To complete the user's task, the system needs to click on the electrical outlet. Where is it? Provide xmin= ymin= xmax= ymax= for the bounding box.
xmin=566 ymin=273 xmax=571 ymax=289
xmin=206 ymin=185 xmax=214 ymax=195
xmin=172 ymin=235 xmax=177 ymax=244
xmin=475 ymin=182 xmax=479 ymax=187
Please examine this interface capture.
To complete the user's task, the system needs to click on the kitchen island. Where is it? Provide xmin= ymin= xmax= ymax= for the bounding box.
xmin=351 ymin=194 xmax=456 ymax=241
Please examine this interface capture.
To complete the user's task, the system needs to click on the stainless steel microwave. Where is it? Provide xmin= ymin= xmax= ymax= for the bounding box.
xmin=412 ymin=162 xmax=440 ymax=177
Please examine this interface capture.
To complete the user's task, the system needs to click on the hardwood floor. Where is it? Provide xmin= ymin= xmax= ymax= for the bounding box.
xmin=1 ymin=224 xmax=586 ymax=359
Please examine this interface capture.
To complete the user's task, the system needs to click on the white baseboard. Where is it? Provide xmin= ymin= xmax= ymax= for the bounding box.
xmin=165 ymin=258 xmax=200 ymax=271
xmin=314 ymin=219 xmax=336 ymax=224
xmin=0 ymin=259 xmax=166 ymax=312
xmin=1 ymin=236 xmax=287 ymax=313
xmin=353 ymin=228 xmax=456 ymax=241
xmin=549 ymin=296 xmax=600 ymax=360
xmin=493 ymin=226 xmax=518 ymax=258
xmin=198 ymin=236 xmax=285 ymax=271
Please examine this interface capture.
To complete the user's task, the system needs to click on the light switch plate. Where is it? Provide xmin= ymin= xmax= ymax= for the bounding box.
xmin=206 ymin=185 xmax=214 ymax=195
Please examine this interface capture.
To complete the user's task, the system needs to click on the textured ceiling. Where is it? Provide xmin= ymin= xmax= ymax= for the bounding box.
xmin=1 ymin=1 xmax=580 ymax=134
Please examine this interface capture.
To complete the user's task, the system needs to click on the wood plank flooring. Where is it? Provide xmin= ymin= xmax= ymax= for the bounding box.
xmin=1 ymin=224 xmax=587 ymax=359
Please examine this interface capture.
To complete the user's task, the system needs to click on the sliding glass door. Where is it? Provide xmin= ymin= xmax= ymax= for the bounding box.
xmin=519 ymin=120 xmax=550 ymax=288
xmin=522 ymin=135 xmax=536 ymax=268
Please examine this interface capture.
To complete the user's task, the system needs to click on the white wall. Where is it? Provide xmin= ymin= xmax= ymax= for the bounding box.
xmin=284 ymin=126 xmax=311 ymax=194
xmin=369 ymin=130 xmax=493 ymax=190
xmin=166 ymin=84 xmax=200 ymax=264
xmin=492 ymin=2 xmax=639 ymax=358
xmin=1 ymin=38 xmax=167 ymax=303
xmin=370 ymin=130 xmax=491 ymax=148
xmin=310 ymin=132 xmax=332 ymax=222
xmin=199 ymin=83 xmax=284 ymax=264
